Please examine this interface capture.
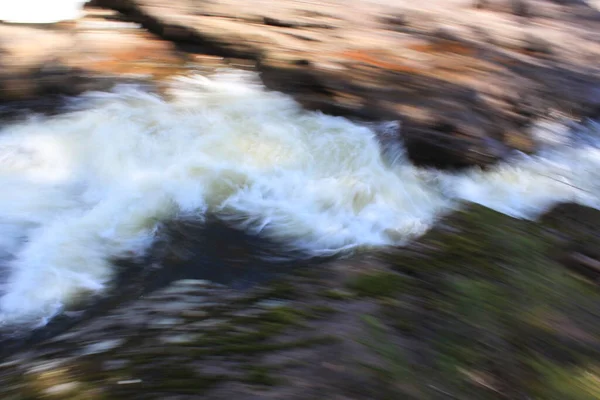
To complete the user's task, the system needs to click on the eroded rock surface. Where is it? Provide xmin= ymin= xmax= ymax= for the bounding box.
xmin=91 ymin=0 xmax=600 ymax=167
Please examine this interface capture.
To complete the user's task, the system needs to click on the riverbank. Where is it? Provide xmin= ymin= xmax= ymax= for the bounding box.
xmin=2 ymin=203 xmax=600 ymax=399
xmin=1 ymin=2 xmax=600 ymax=399
xmin=79 ymin=0 xmax=600 ymax=167
xmin=2 ymin=1 xmax=600 ymax=168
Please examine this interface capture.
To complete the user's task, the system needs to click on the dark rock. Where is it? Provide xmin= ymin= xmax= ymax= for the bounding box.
xmin=541 ymin=203 xmax=600 ymax=282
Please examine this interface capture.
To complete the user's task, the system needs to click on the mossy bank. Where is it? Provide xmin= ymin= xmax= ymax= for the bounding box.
xmin=2 ymin=203 xmax=600 ymax=399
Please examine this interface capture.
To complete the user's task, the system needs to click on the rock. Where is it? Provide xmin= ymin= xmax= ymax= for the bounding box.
xmin=91 ymin=0 xmax=600 ymax=168
xmin=255 ymin=300 xmax=289 ymax=309
xmin=159 ymin=333 xmax=203 ymax=344
xmin=148 ymin=317 xmax=185 ymax=328
xmin=180 ymin=309 xmax=209 ymax=319
xmin=2 ymin=1 xmax=598 ymax=167
xmin=27 ymin=360 xmax=69 ymax=374
xmin=102 ymin=359 xmax=129 ymax=371
xmin=172 ymin=279 xmax=222 ymax=288
xmin=0 ymin=6 xmax=183 ymax=106
xmin=147 ymin=300 xmax=203 ymax=314
xmin=540 ymin=203 xmax=600 ymax=281
xmin=187 ymin=319 xmax=229 ymax=330
xmin=473 ymin=0 xmax=532 ymax=16
xmin=80 ymin=339 xmax=125 ymax=355
xmin=228 ymin=308 xmax=266 ymax=318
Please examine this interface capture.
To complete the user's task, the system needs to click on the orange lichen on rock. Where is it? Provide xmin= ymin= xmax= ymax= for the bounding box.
xmin=340 ymin=50 xmax=422 ymax=74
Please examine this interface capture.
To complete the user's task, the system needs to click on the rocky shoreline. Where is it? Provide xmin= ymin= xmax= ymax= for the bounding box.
xmin=2 ymin=203 xmax=600 ymax=399
xmin=4 ymin=0 xmax=598 ymax=167
xmin=2 ymin=1 xmax=600 ymax=167
xmin=2 ymin=2 xmax=600 ymax=399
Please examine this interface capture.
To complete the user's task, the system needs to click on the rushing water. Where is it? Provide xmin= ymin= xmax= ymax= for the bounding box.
xmin=0 ymin=70 xmax=598 ymax=326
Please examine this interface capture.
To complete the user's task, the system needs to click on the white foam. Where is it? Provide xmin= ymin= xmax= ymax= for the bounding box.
xmin=0 ymin=70 xmax=598 ymax=325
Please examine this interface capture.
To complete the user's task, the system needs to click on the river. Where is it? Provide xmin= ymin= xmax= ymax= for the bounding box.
xmin=0 ymin=69 xmax=598 ymax=327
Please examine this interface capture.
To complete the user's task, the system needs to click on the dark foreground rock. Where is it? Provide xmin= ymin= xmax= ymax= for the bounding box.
xmin=90 ymin=0 xmax=600 ymax=167
xmin=2 ymin=203 xmax=600 ymax=399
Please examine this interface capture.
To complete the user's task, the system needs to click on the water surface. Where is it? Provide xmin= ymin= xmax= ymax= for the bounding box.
xmin=0 ymin=70 xmax=598 ymax=326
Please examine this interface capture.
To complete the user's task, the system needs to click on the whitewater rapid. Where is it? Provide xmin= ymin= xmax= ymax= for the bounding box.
xmin=0 ymin=70 xmax=598 ymax=325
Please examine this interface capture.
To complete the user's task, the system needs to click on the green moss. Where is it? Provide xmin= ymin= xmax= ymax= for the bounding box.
xmin=266 ymin=281 xmax=298 ymax=300
xmin=322 ymin=288 xmax=354 ymax=300
xmin=196 ymin=335 xmax=338 ymax=356
xmin=530 ymin=360 xmax=600 ymax=400
xmin=187 ymin=324 xmax=283 ymax=348
xmin=230 ymin=280 xmax=298 ymax=307
xmin=292 ymin=267 xmax=321 ymax=279
xmin=261 ymin=306 xmax=308 ymax=325
xmin=242 ymin=366 xmax=279 ymax=386
xmin=307 ymin=304 xmax=337 ymax=318
xmin=357 ymin=204 xmax=600 ymax=399
xmin=347 ymin=271 xmax=408 ymax=298
xmin=142 ymin=375 xmax=227 ymax=394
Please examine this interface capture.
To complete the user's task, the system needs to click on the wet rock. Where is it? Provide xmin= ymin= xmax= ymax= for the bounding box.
xmin=255 ymin=299 xmax=289 ymax=309
xmin=228 ymin=308 xmax=266 ymax=319
xmin=0 ymin=6 xmax=183 ymax=105
xmin=473 ymin=0 xmax=532 ymax=16
xmin=187 ymin=319 xmax=229 ymax=330
xmin=80 ymin=338 xmax=125 ymax=355
xmin=2 ymin=1 xmax=598 ymax=167
xmin=540 ymin=203 xmax=600 ymax=282
xmin=159 ymin=333 xmax=203 ymax=344
xmin=180 ymin=309 xmax=209 ymax=319
xmin=172 ymin=279 xmax=223 ymax=288
xmin=148 ymin=317 xmax=184 ymax=328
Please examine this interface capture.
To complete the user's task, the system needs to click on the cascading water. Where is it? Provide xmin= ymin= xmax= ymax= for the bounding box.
xmin=0 ymin=70 xmax=598 ymax=326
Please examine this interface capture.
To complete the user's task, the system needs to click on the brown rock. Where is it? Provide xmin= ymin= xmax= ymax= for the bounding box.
xmin=3 ymin=0 xmax=600 ymax=168
xmin=89 ymin=0 xmax=600 ymax=168
xmin=0 ymin=7 xmax=184 ymax=106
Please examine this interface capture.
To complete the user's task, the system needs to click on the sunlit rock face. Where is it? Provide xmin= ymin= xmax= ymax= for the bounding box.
xmin=0 ymin=0 xmax=87 ymax=24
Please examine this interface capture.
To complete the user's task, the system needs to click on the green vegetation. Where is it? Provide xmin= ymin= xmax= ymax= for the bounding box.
xmin=6 ymin=203 xmax=600 ymax=400
xmin=10 ymin=278 xmax=336 ymax=400
xmin=356 ymin=204 xmax=600 ymax=399
xmin=347 ymin=271 xmax=407 ymax=298
xmin=242 ymin=365 xmax=279 ymax=386
xmin=322 ymin=288 xmax=354 ymax=300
